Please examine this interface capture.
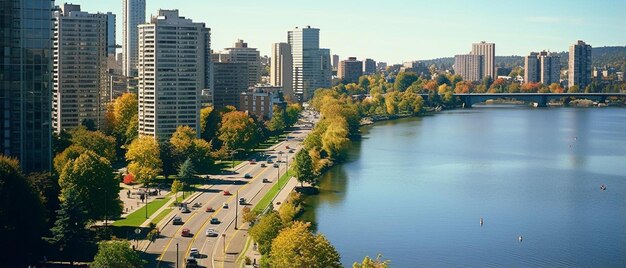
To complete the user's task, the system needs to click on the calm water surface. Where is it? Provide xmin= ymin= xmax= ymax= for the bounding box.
xmin=301 ymin=105 xmax=626 ymax=267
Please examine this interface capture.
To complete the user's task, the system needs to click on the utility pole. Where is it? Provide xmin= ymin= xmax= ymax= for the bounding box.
xmin=222 ymin=234 xmax=226 ymax=254
xmin=176 ymin=243 xmax=179 ymax=268
xmin=235 ymin=190 xmax=238 ymax=230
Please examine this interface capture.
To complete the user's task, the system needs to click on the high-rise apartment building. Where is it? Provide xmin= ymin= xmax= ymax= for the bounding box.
xmin=213 ymin=62 xmax=249 ymax=109
xmin=338 ymin=57 xmax=363 ymax=84
xmin=0 ymin=0 xmax=54 ymax=171
xmin=524 ymin=51 xmax=559 ymax=85
xmin=221 ymin=39 xmax=261 ymax=87
xmin=106 ymin=12 xmax=116 ymax=56
xmin=363 ymin=58 xmax=376 ymax=75
xmin=568 ymin=40 xmax=592 ymax=89
xmin=454 ymin=54 xmax=483 ymax=82
xmin=123 ymin=0 xmax=145 ymax=77
xmin=288 ymin=26 xmax=332 ymax=101
xmin=332 ymin=54 xmax=340 ymax=70
xmin=137 ymin=10 xmax=210 ymax=140
xmin=53 ymin=4 xmax=109 ymax=133
xmin=270 ymin=43 xmax=293 ymax=100
xmin=471 ymin=41 xmax=495 ymax=79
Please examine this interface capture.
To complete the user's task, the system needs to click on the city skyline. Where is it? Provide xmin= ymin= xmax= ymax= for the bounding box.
xmin=64 ymin=0 xmax=624 ymax=63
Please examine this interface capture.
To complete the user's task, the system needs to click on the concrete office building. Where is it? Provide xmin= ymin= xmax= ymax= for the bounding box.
xmin=525 ymin=51 xmax=560 ymax=85
xmin=472 ymin=41 xmax=495 ymax=79
xmin=332 ymin=54 xmax=339 ymax=70
xmin=288 ymin=26 xmax=332 ymax=101
xmin=53 ymin=4 xmax=109 ymax=133
xmin=123 ymin=0 xmax=145 ymax=77
xmin=0 ymin=0 xmax=54 ymax=171
xmin=239 ymin=86 xmax=283 ymax=120
xmin=220 ymin=39 xmax=261 ymax=87
xmin=270 ymin=42 xmax=293 ymax=99
xmin=454 ymin=54 xmax=483 ymax=82
xmin=338 ymin=57 xmax=363 ymax=83
xmin=137 ymin=10 xmax=210 ymax=140
xmin=213 ymin=62 xmax=249 ymax=109
xmin=106 ymin=12 xmax=116 ymax=55
xmin=363 ymin=58 xmax=376 ymax=74
xmin=568 ymin=40 xmax=592 ymax=89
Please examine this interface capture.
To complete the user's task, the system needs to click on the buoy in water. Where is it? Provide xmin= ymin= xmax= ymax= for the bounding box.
xmin=518 ymin=235 xmax=523 ymax=242
xmin=480 ymin=217 xmax=484 ymax=226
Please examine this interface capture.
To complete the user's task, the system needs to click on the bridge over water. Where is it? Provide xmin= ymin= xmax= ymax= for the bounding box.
xmin=420 ymin=93 xmax=626 ymax=107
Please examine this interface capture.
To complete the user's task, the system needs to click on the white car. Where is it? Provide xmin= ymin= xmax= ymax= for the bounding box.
xmin=189 ymin=248 xmax=200 ymax=257
xmin=206 ymin=228 xmax=218 ymax=237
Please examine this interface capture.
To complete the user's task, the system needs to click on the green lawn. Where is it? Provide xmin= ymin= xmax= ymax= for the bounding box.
xmin=152 ymin=208 xmax=174 ymax=227
xmin=112 ymin=197 xmax=172 ymax=227
xmin=253 ymin=169 xmax=293 ymax=214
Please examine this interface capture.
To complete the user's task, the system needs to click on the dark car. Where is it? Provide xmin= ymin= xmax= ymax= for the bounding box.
xmin=260 ymin=163 xmax=267 ymax=167
xmin=273 ymin=163 xmax=279 ymax=168
xmin=262 ymin=178 xmax=270 ymax=183
xmin=266 ymin=158 xmax=273 ymax=163
xmin=181 ymin=207 xmax=191 ymax=213
xmin=244 ymin=173 xmax=252 ymax=179
xmin=172 ymin=216 xmax=183 ymax=225
xmin=239 ymin=198 xmax=246 ymax=205
xmin=185 ymin=257 xmax=198 ymax=267
xmin=210 ymin=217 xmax=220 ymax=224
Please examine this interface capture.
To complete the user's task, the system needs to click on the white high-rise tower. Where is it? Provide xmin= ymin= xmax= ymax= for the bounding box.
xmin=122 ymin=0 xmax=145 ymax=77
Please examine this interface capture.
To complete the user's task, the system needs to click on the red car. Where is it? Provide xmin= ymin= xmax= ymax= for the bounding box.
xmin=205 ymin=207 xmax=214 ymax=212
xmin=181 ymin=228 xmax=192 ymax=237
xmin=223 ymin=190 xmax=231 ymax=196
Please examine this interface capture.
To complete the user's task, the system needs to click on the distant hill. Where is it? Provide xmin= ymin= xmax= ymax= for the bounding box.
xmin=420 ymin=46 xmax=626 ymax=72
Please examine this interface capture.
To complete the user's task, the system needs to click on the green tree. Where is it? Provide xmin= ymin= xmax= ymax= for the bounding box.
xmin=169 ymin=126 xmax=214 ymax=173
xmin=59 ymin=150 xmax=122 ymax=220
xmin=171 ymin=179 xmax=183 ymax=201
xmin=249 ymin=211 xmax=284 ymax=256
xmin=394 ymin=72 xmax=419 ymax=92
xmin=218 ymin=111 xmax=261 ymax=151
xmin=126 ymin=136 xmax=162 ymax=185
xmin=177 ymin=157 xmax=196 ymax=180
xmin=269 ymin=221 xmax=341 ymax=268
xmin=45 ymin=186 xmax=89 ymax=263
xmin=353 ymin=255 xmax=391 ymax=268
xmin=321 ymin=117 xmax=350 ymax=160
xmin=294 ymin=150 xmax=317 ymax=187
xmin=53 ymin=145 xmax=87 ymax=175
xmin=70 ymin=127 xmax=117 ymax=161
xmin=200 ymin=106 xmax=220 ymax=142
xmin=267 ymin=105 xmax=287 ymax=134
xmin=92 ymin=240 xmax=145 ymax=268
xmin=26 ymin=172 xmax=61 ymax=224
xmin=285 ymin=103 xmax=302 ymax=127
xmin=0 ymin=156 xmax=47 ymax=265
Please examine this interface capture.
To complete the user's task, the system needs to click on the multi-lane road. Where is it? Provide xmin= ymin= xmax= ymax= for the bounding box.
xmin=144 ymin=120 xmax=313 ymax=268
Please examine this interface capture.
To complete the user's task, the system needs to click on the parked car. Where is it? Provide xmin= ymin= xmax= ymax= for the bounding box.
xmin=210 ymin=217 xmax=220 ymax=224
xmin=273 ymin=163 xmax=279 ymax=168
xmin=262 ymin=178 xmax=270 ymax=183
xmin=206 ymin=228 xmax=218 ymax=237
xmin=205 ymin=206 xmax=215 ymax=212
xmin=244 ymin=173 xmax=252 ymax=179
xmin=172 ymin=216 xmax=183 ymax=225
xmin=181 ymin=228 xmax=192 ymax=237
xmin=189 ymin=248 xmax=200 ymax=258
xmin=185 ymin=257 xmax=198 ymax=267
xmin=223 ymin=190 xmax=231 ymax=196
xmin=222 ymin=202 xmax=229 ymax=209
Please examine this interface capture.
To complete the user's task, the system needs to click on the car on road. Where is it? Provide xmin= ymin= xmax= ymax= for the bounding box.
xmin=262 ymin=178 xmax=270 ymax=183
xmin=250 ymin=159 xmax=256 ymax=164
xmin=289 ymin=149 xmax=295 ymax=153
xmin=210 ymin=217 xmax=220 ymax=224
xmin=244 ymin=173 xmax=252 ymax=179
xmin=206 ymin=228 xmax=218 ymax=237
xmin=266 ymin=158 xmax=273 ymax=163
xmin=181 ymin=207 xmax=190 ymax=213
xmin=285 ymin=145 xmax=290 ymax=149
xmin=239 ymin=198 xmax=246 ymax=205
xmin=260 ymin=163 xmax=267 ymax=167
xmin=273 ymin=163 xmax=279 ymax=168
xmin=172 ymin=216 xmax=183 ymax=225
xmin=223 ymin=190 xmax=231 ymax=196
xmin=185 ymin=257 xmax=198 ymax=267
xmin=222 ymin=202 xmax=229 ymax=209
xmin=205 ymin=206 xmax=214 ymax=212
xmin=181 ymin=228 xmax=192 ymax=237
xmin=190 ymin=248 xmax=200 ymax=258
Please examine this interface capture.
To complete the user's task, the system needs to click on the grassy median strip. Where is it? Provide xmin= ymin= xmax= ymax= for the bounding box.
xmin=113 ymin=197 xmax=172 ymax=227
xmin=152 ymin=208 xmax=174 ymax=227
xmin=253 ymin=169 xmax=293 ymax=213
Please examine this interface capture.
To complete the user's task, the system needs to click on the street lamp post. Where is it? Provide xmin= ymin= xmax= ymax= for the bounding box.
xmin=235 ymin=190 xmax=238 ymax=230
xmin=176 ymin=243 xmax=179 ymax=268
xmin=222 ymin=234 xmax=226 ymax=254
xmin=145 ymin=184 xmax=149 ymax=219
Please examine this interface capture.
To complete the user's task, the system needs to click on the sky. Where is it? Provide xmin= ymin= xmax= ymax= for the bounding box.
xmin=67 ymin=0 xmax=625 ymax=64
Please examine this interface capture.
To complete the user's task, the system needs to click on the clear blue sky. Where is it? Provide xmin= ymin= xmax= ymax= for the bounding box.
xmin=67 ymin=0 xmax=625 ymax=64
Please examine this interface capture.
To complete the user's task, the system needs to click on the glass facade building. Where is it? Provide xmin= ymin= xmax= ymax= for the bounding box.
xmin=0 ymin=0 xmax=53 ymax=171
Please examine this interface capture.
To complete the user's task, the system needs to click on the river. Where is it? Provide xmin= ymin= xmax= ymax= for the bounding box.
xmin=301 ymin=105 xmax=626 ymax=267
